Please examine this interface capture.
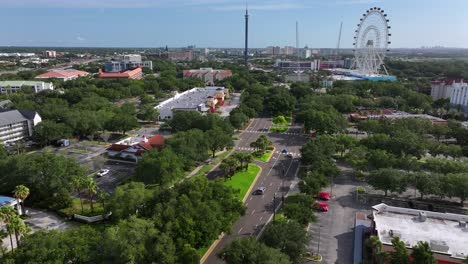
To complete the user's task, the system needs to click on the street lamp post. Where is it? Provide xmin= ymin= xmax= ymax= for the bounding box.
xmin=273 ymin=192 xmax=277 ymax=222
xmin=282 ymin=167 xmax=285 ymax=202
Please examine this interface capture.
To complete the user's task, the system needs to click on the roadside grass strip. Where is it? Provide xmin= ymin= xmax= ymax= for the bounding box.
xmin=255 ymin=150 xmax=273 ymax=162
xmin=224 ymin=164 xmax=261 ymax=201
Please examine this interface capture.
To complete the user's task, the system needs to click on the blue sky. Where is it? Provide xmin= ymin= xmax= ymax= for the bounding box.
xmin=1 ymin=0 xmax=467 ymax=48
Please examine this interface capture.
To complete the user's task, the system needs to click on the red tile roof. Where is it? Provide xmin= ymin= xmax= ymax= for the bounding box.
xmin=137 ymin=134 xmax=165 ymax=150
xmin=107 ymin=144 xmax=131 ymax=151
xmin=36 ymin=69 xmax=90 ymax=79
xmin=98 ymin=67 xmax=142 ymax=79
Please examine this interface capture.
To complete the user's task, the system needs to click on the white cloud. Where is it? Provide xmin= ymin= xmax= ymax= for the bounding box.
xmin=76 ymin=35 xmax=85 ymax=42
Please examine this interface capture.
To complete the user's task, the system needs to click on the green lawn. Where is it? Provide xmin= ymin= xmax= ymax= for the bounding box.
xmin=59 ymin=197 xmax=105 ymax=217
xmin=224 ymin=164 xmax=261 ymax=201
xmin=255 ymin=150 xmax=273 ymax=162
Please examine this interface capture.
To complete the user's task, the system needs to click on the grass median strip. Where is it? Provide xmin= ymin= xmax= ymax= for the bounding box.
xmin=255 ymin=150 xmax=273 ymax=162
xmin=224 ymin=164 xmax=261 ymax=201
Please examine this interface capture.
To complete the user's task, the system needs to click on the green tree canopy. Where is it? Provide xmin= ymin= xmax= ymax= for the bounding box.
xmin=219 ymin=238 xmax=292 ymax=264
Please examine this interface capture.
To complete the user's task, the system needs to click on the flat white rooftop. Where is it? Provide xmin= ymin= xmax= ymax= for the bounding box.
xmin=155 ymin=86 xmax=225 ymax=119
xmin=373 ymin=203 xmax=468 ymax=260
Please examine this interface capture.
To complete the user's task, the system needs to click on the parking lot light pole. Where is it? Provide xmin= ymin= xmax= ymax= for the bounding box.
xmin=317 ymin=225 xmax=322 ymax=255
xmin=282 ymin=167 xmax=285 ymax=202
xmin=273 ymin=192 xmax=277 ymax=222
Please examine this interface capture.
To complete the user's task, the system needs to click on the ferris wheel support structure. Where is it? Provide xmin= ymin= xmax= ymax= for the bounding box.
xmin=352 ymin=7 xmax=391 ymax=76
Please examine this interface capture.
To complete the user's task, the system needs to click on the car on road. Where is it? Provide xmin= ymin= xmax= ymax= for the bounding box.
xmin=286 ymin=153 xmax=293 ymax=158
xmin=97 ymin=169 xmax=110 ymax=177
xmin=252 ymin=187 xmax=266 ymax=195
xmin=281 ymin=149 xmax=288 ymax=154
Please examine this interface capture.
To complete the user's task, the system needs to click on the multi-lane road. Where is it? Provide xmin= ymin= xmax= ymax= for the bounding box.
xmin=204 ymin=117 xmax=309 ymax=264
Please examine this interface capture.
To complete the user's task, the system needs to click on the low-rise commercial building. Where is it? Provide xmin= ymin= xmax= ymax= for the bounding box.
xmin=156 ymin=86 xmax=227 ymax=120
xmin=0 ymin=81 xmax=54 ymax=94
xmin=35 ymin=69 xmax=90 ymax=81
xmin=106 ymin=134 xmax=165 ymax=162
xmin=275 ymin=59 xmax=321 ymax=71
xmin=183 ymin=68 xmax=232 ymax=86
xmin=98 ymin=67 xmax=143 ymax=79
xmin=349 ymin=109 xmax=447 ymax=125
xmin=372 ymin=203 xmax=468 ymax=264
xmin=0 ymin=109 xmax=42 ymax=143
xmin=105 ymin=54 xmax=153 ymax=72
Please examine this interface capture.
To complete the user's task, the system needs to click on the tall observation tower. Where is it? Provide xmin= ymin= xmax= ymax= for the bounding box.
xmin=244 ymin=6 xmax=249 ymax=67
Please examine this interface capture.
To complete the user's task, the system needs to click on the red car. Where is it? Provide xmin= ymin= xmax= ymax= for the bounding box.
xmin=314 ymin=191 xmax=330 ymax=201
xmin=317 ymin=202 xmax=329 ymax=212
xmin=318 ymin=191 xmax=330 ymax=201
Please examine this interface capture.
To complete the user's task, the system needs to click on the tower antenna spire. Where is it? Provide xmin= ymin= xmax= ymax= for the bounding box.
xmin=244 ymin=1 xmax=249 ymax=67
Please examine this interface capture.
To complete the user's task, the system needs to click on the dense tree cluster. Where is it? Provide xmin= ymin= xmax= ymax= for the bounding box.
xmin=0 ymin=153 xmax=85 ymax=210
xmin=2 ymin=177 xmax=244 ymax=263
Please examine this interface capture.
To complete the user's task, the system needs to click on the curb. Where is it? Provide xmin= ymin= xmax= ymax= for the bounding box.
xmin=242 ymin=164 xmax=263 ymax=203
xmin=199 ymin=232 xmax=225 ymax=264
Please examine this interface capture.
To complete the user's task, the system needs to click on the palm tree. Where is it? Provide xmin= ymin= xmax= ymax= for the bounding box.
xmin=84 ymin=176 xmax=98 ymax=213
xmin=411 ymin=241 xmax=436 ymax=264
xmin=8 ymin=214 xmax=30 ymax=247
xmin=13 ymin=185 xmax=29 ymax=215
xmin=0 ymin=207 xmax=16 ymax=250
xmin=97 ymin=190 xmax=109 ymax=212
xmin=72 ymin=177 xmax=86 ymax=214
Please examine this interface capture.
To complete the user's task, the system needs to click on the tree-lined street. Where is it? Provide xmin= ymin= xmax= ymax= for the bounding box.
xmin=204 ymin=118 xmax=308 ymax=264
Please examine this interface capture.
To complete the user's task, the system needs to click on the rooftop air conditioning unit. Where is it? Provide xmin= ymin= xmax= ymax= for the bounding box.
xmin=418 ymin=211 xmax=427 ymax=222
xmin=459 ymin=221 xmax=467 ymax=228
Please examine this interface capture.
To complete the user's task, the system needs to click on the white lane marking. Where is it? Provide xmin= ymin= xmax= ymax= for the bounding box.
xmin=269 ymin=182 xmax=273 ymax=186
xmin=245 ymin=202 xmax=249 ymax=206
xmin=251 ymin=209 xmax=256 ymax=215
xmin=238 ymin=227 xmax=243 ymax=234
xmin=260 ymin=216 xmax=264 ymax=221
xmin=249 ymin=197 xmax=253 ymax=201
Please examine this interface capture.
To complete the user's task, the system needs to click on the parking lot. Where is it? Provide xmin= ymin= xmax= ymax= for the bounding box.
xmin=34 ymin=140 xmax=136 ymax=193
xmin=306 ymin=161 xmax=369 ymax=264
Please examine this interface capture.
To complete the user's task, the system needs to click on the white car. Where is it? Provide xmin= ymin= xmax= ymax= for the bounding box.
xmin=97 ymin=169 xmax=110 ymax=177
xmin=287 ymin=153 xmax=294 ymax=158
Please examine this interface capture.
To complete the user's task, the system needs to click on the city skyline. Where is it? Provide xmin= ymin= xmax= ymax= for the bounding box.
xmin=1 ymin=0 xmax=467 ymax=49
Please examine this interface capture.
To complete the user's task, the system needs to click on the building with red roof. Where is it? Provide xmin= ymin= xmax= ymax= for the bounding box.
xmin=106 ymin=134 xmax=165 ymax=162
xmin=98 ymin=67 xmax=143 ymax=79
xmin=183 ymin=68 xmax=232 ymax=86
xmin=35 ymin=69 xmax=90 ymax=81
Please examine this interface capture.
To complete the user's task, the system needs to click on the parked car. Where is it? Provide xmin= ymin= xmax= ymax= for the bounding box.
xmin=316 ymin=202 xmax=329 ymax=212
xmin=281 ymin=149 xmax=288 ymax=154
xmin=287 ymin=153 xmax=293 ymax=158
xmin=97 ymin=169 xmax=110 ymax=177
xmin=315 ymin=191 xmax=330 ymax=201
xmin=252 ymin=187 xmax=266 ymax=195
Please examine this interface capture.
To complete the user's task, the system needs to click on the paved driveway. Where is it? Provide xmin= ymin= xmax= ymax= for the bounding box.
xmin=1 ymin=208 xmax=72 ymax=250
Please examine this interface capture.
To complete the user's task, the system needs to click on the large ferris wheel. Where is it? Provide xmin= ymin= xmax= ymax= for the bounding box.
xmin=353 ymin=7 xmax=391 ymax=75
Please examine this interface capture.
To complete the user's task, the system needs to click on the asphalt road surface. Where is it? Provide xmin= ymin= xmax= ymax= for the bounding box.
xmin=204 ymin=118 xmax=309 ymax=264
